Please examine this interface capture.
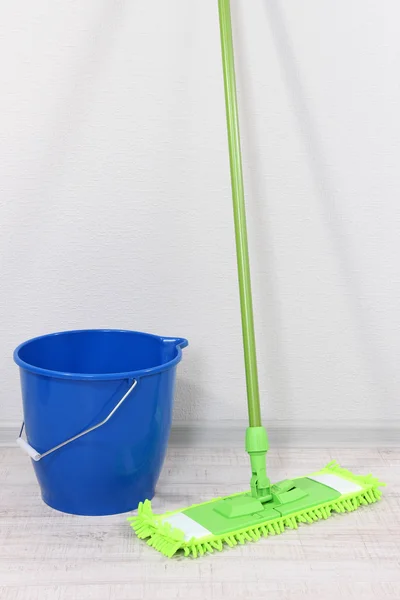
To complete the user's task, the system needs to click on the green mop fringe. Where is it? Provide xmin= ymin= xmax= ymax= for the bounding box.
xmin=127 ymin=461 xmax=385 ymax=558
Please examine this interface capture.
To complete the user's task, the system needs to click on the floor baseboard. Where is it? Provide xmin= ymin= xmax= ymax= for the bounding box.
xmin=0 ymin=424 xmax=19 ymax=447
xmin=169 ymin=420 xmax=399 ymax=447
xmin=1 ymin=420 xmax=398 ymax=449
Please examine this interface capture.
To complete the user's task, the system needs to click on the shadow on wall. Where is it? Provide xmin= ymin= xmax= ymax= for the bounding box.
xmin=232 ymin=4 xmax=292 ymax=422
xmin=236 ymin=0 xmax=392 ymax=423
xmin=263 ymin=0 xmax=394 ymax=423
xmin=172 ymin=374 xmax=219 ymax=445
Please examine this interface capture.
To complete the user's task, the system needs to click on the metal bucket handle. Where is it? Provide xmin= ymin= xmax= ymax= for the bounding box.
xmin=16 ymin=379 xmax=138 ymax=462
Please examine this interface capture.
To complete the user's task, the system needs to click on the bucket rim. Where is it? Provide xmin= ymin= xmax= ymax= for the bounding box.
xmin=13 ymin=329 xmax=188 ymax=381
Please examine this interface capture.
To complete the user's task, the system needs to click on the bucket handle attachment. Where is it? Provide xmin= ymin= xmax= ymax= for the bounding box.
xmin=16 ymin=379 xmax=138 ymax=462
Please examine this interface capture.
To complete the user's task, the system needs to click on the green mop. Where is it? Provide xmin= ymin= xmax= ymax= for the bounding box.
xmin=128 ymin=0 xmax=384 ymax=557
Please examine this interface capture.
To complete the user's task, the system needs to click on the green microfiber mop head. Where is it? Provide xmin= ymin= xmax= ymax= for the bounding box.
xmin=128 ymin=461 xmax=384 ymax=558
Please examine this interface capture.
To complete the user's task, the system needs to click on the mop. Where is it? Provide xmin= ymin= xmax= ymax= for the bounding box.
xmin=128 ymin=0 xmax=384 ymax=557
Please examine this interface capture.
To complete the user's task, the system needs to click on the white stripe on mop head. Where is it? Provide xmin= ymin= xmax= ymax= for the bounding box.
xmin=308 ymin=473 xmax=363 ymax=494
xmin=162 ymin=513 xmax=212 ymax=542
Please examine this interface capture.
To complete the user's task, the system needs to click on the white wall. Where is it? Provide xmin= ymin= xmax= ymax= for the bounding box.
xmin=1 ymin=1 xmax=400 ymax=440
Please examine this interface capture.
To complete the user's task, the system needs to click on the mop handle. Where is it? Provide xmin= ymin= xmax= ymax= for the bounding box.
xmin=218 ymin=0 xmax=261 ymax=427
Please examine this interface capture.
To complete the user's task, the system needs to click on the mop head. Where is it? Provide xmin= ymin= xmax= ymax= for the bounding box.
xmin=128 ymin=461 xmax=384 ymax=558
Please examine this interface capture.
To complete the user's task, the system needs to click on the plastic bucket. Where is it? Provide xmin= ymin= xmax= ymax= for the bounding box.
xmin=14 ymin=329 xmax=188 ymax=516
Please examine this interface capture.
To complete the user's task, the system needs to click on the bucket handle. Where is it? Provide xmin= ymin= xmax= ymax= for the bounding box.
xmin=16 ymin=379 xmax=138 ymax=462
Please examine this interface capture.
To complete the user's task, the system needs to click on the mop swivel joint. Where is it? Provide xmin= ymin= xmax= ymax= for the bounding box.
xmin=245 ymin=427 xmax=272 ymax=502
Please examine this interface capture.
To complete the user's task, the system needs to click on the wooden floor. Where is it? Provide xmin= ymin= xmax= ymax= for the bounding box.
xmin=0 ymin=446 xmax=399 ymax=599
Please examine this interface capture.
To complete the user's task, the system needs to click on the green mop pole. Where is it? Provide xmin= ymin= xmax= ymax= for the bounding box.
xmin=218 ymin=0 xmax=271 ymax=501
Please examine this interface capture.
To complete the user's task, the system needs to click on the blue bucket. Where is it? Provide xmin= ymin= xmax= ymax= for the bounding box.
xmin=14 ymin=329 xmax=188 ymax=516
